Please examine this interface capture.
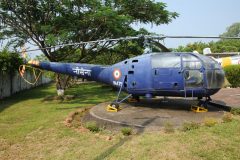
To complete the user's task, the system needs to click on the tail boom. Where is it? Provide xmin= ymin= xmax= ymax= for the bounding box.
xmin=29 ymin=61 xmax=111 ymax=84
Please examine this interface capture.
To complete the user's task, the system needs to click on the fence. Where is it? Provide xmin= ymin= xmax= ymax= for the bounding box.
xmin=0 ymin=71 xmax=51 ymax=99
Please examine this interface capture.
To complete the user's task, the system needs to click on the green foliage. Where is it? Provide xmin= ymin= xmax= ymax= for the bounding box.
xmin=230 ymin=108 xmax=240 ymax=115
xmin=222 ymin=113 xmax=233 ymax=123
xmin=164 ymin=121 xmax=174 ymax=133
xmin=121 ymin=127 xmax=132 ymax=136
xmin=204 ymin=118 xmax=218 ymax=127
xmin=224 ymin=65 xmax=240 ymax=87
xmin=0 ymin=0 xmax=178 ymax=63
xmin=182 ymin=122 xmax=200 ymax=132
xmin=0 ymin=47 xmax=23 ymax=73
xmin=0 ymin=0 xmax=178 ymax=89
xmin=84 ymin=121 xmax=100 ymax=132
xmin=175 ymin=42 xmax=208 ymax=53
xmin=175 ymin=22 xmax=240 ymax=53
xmin=221 ymin=22 xmax=240 ymax=37
xmin=175 ymin=40 xmax=240 ymax=53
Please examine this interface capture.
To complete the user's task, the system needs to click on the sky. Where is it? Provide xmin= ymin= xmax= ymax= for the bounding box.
xmin=2 ymin=0 xmax=240 ymax=56
xmin=134 ymin=0 xmax=240 ymax=48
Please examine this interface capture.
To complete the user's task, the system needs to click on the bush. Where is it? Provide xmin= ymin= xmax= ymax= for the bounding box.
xmin=164 ymin=122 xmax=174 ymax=133
xmin=0 ymin=47 xmax=23 ymax=73
xmin=182 ymin=122 xmax=200 ymax=132
xmin=230 ymin=108 xmax=240 ymax=115
xmin=85 ymin=121 xmax=100 ymax=132
xmin=224 ymin=65 xmax=240 ymax=88
xmin=222 ymin=113 xmax=233 ymax=122
xmin=204 ymin=118 xmax=218 ymax=127
xmin=121 ymin=127 xmax=132 ymax=136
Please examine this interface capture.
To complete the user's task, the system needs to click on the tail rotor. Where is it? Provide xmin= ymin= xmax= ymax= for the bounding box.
xmin=18 ymin=46 xmax=42 ymax=85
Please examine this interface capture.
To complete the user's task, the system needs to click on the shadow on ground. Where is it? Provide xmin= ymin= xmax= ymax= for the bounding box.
xmin=0 ymin=83 xmax=54 ymax=113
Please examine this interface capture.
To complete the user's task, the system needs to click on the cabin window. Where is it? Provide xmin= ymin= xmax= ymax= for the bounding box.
xmin=132 ymin=60 xmax=138 ymax=63
xmin=152 ymin=53 xmax=181 ymax=68
xmin=182 ymin=54 xmax=202 ymax=69
xmin=184 ymin=70 xmax=203 ymax=88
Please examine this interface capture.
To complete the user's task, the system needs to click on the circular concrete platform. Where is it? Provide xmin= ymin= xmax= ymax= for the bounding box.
xmin=86 ymin=98 xmax=225 ymax=131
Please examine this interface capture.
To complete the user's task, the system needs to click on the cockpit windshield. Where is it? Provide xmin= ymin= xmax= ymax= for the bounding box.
xmin=194 ymin=53 xmax=224 ymax=89
xmin=195 ymin=54 xmax=221 ymax=69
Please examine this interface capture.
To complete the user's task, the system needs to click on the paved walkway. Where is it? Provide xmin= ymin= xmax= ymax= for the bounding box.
xmin=211 ymin=88 xmax=240 ymax=108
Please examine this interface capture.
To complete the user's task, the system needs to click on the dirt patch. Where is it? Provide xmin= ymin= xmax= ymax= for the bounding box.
xmin=64 ymin=107 xmax=117 ymax=142
xmin=0 ymin=138 xmax=11 ymax=152
xmin=64 ymin=107 xmax=91 ymax=132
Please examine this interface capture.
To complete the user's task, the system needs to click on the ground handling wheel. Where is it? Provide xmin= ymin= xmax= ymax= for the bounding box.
xmin=106 ymin=102 xmax=121 ymax=112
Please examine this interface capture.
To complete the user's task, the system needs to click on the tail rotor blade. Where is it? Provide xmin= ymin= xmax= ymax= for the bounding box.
xmin=18 ymin=65 xmax=42 ymax=85
xmin=19 ymin=65 xmax=26 ymax=77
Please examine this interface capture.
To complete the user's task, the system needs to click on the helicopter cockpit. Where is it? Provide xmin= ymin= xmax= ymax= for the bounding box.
xmin=151 ymin=53 xmax=225 ymax=91
xmin=195 ymin=53 xmax=225 ymax=89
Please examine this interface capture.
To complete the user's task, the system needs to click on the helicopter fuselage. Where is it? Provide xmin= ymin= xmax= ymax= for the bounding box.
xmin=33 ymin=52 xmax=225 ymax=98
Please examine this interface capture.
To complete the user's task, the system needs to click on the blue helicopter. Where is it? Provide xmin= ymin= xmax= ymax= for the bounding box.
xmin=19 ymin=35 xmax=240 ymax=111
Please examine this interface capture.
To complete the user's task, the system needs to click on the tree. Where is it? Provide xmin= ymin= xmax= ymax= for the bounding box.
xmin=0 ymin=0 xmax=178 ymax=91
xmin=0 ymin=47 xmax=23 ymax=73
xmin=175 ymin=22 xmax=240 ymax=53
xmin=221 ymin=22 xmax=240 ymax=37
xmin=175 ymin=40 xmax=240 ymax=53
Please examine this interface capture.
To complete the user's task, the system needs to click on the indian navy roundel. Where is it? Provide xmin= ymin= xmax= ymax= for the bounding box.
xmin=113 ymin=69 xmax=121 ymax=80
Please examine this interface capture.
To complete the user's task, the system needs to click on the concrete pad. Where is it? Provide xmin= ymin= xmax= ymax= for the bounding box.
xmin=211 ymin=88 xmax=240 ymax=108
xmin=87 ymin=98 xmax=224 ymax=131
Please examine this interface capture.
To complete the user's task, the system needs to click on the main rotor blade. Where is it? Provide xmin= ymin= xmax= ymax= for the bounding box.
xmin=17 ymin=35 xmax=240 ymax=53
xmin=17 ymin=36 xmax=141 ymax=53
xmin=163 ymin=36 xmax=240 ymax=39
xmin=151 ymin=40 xmax=171 ymax=52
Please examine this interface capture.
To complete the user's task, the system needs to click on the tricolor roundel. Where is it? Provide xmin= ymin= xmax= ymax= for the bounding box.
xmin=113 ymin=69 xmax=121 ymax=80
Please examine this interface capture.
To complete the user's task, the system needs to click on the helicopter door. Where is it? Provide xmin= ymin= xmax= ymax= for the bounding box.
xmin=182 ymin=55 xmax=204 ymax=89
xmin=152 ymin=53 xmax=183 ymax=90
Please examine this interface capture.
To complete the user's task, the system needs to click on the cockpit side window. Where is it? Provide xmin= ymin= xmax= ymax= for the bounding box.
xmin=152 ymin=53 xmax=181 ymax=68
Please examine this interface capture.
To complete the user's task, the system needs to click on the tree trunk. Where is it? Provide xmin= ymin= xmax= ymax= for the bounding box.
xmin=55 ymin=74 xmax=71 ymax=96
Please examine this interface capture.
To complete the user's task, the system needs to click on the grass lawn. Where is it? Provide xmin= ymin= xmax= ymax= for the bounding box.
xmin=0 ymin=83 xmax=240 ymax=160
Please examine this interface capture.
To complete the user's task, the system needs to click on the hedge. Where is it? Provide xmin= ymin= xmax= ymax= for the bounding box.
xmin=224 ymin=65 xmax=240 ymax=88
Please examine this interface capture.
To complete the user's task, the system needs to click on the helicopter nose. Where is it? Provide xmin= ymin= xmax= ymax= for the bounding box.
xmin=206 ymin=69 xmax=225 ymax=89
